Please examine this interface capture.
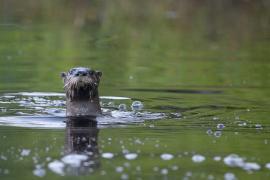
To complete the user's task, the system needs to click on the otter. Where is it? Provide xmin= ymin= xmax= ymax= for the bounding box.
xmin=61 ymin=67 xmax=102 ymax=117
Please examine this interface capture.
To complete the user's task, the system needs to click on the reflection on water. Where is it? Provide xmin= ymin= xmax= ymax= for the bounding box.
xmin=48 ymin=117 xmax=99 ymax=176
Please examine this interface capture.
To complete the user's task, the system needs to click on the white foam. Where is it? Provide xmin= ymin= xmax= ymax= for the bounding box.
xmin=48 ymin=160 xmax=65 ymax=176
xmin=61 ymin=154 xmax=88 ymax=167
xmin=223 ymin=154 xmax=244 ymax=167
xmin=242 ymin=162 xmax=261 ymax=171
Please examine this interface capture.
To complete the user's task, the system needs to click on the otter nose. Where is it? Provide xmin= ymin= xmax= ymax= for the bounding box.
xmin=75 ymin=71 xmax=87 ymax=76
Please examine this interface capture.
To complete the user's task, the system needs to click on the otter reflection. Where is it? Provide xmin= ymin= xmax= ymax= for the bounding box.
xmin=64 ymin=117 xmax=100 ymax=175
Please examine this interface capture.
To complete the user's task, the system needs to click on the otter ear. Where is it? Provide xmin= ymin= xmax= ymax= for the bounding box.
xmin=61 ymin=72 xmax=66 ymax=79
xmin=96 ymin=71 xmax=102 ymax=78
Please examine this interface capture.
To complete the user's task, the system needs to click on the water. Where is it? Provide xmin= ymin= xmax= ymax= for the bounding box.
xmin=0 ymin=0 xmax=270 ymax=179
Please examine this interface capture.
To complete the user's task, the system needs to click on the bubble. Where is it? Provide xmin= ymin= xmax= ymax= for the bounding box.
xmin=131 ymin=101 xmax=144 ymax=111
xmin=217 ymin=124 xmax=225 ymax=129
xmin=171 ymin=165 xmax=179 ymax=170
xmin=102 ymin=152 xmax=114 ymax=159
xmin=265 ymin=163 xmax=270 ymax=169
xmin=192 ymin=154 xmax=205 ymax=163
xmin=255 ymin=124 xmax=263 ymax=129
xmin=123 ymin=162 xmax=130 ymax=168
xmin=160 ymin=153 xmax=174 ymax=160
xmin=214 ymin=131 xmax=222 ymax=138
xmin=121 ymin=174 xmax=129 ymax=180
xmin=153 ymin=166 xmax=159 ymax=172
xmin=33 ymin=167 xmax=46 ymax=177
xmin=237 ymin=122 xmax=247 ymax=127
xmin=213 ymin=156 xmax=222 ymax=161
xmin=223 ymin=154 xmax=244 ymax=167
xmin=3 ymin=169 xmax=9 ymax=175
xmin=115 ymin=166 xmax=124 ymax=173
xmin=124 ymin=153 xmax=138 ymax=160
xmin=224 ymin=172 xmax=237 ymax=180
xmin=207 ymin=174 xmax=215 ymax=180
xmin=118 ymin=104 xmax=127 ymax=111
xmin=100 ymin=170 xmax=106 ymax=175
xmin=0 ymin=155 xmax=7 ymax=160
xmin=206 ymin=129 xmax=213 ymax=135
xmin=21 ymin=149 xmax=31 ymax=156
xmin=242 ymin=162 xmax=261 ymax=171
xmin=136 ymin=166 xmax=141 ymax=171
xmin=160 ymin=168 xmax=168 ymax=175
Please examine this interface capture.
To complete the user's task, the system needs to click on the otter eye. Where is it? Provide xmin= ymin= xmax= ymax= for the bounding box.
xmin=89 ymin=71 xmax=94 ymax=75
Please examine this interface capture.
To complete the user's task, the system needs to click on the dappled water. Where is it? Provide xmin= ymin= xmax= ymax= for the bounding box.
xmin=1 ymin=0 xmax=270 ymax=179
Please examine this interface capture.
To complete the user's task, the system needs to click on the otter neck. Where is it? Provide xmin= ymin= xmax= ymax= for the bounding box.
xmin=66 ymin=92 xmax=101 ymax=117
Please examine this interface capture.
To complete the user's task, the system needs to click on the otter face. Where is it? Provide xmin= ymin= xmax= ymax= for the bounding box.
xmin=61 ymin=67 xmax=102 ymax=101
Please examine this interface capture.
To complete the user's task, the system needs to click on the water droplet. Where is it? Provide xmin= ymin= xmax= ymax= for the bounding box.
xmin=102 ymin=152 xmax=114 ymax=159
xmin=121 ymin=173 xmax=129 ymax=180
xmin=118 ymin=104 xmax=127 ymax=111
xmin=217 ymin=124 xmax=225 ymax=129
xmin=171 ymin=165 xmax=178 ymax=170
xmin=242 ymin=162 xmax=260 ymax=171
xmin=160 ymin=168 xmax=168 ymax=175
xmin=3 ymin=169 xmax=9 ymax=175
xmin=214 ymin=131 xmax=222 ymax=138
xmin=255 ymin=124 xmax=263 ymax=129
xmin=0 ymin=155 xmax=7 ymax=160
xmin=224 ymin=172 xmax=237 ymax=180
xmin=153 ymin=166 xmax=159 ymax=172
xmin=21 ymin=149 xmax=31 ymax=156
xmin=265 ymin=163 xmax=270 ymax=169
xmin=131 ymin=101 xmax=144 ymax=111
xmin=160 ymin=153 xmax=174 ymax=160
xmin=124 ymin=153 xmax=138 ymax=160
xmin=115 ymin=166 xmax=124 ymax=173
xmin=213 ymin=156 xmax=221 ymax=161
xmin=223 ymin=154 xmax=244 ymax=167
xmin=206 ymin=129 xmax=213 ymax=135
xmin=33 ymin=167 xmax=46 ymax=177
xmin=123 ymin=162 xmax=130 ymax=168
xmin=192 ymin=154 xmax=205 ymax=163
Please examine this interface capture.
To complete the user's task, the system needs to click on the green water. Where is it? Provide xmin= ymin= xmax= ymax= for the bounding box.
xmin=0 ymin=0 xmax=270 ymax=179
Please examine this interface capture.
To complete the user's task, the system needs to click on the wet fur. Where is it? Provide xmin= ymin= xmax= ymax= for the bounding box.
xmin=64 ymin=76 xmax=98 ymax=101
xmin=61 ymin=67 xmax=102 ymax=117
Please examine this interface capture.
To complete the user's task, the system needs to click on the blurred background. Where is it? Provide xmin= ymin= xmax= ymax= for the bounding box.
xmin=0 ymin=0 xmax=269 ymax=95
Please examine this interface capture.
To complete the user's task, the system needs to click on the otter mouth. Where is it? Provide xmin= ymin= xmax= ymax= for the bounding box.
xmin=64 ymin=77 xmax=98 ymax=101
xmin=61 ymin=67 xmax=102 ymax=101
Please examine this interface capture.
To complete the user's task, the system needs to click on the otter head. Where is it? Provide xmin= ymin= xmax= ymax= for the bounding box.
xmin=61 ymin=67 xmax=102 ymax=101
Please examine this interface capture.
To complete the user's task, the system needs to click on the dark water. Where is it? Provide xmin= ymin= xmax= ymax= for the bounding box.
xmin=1 ymin=0 xmax=270 ymax=179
